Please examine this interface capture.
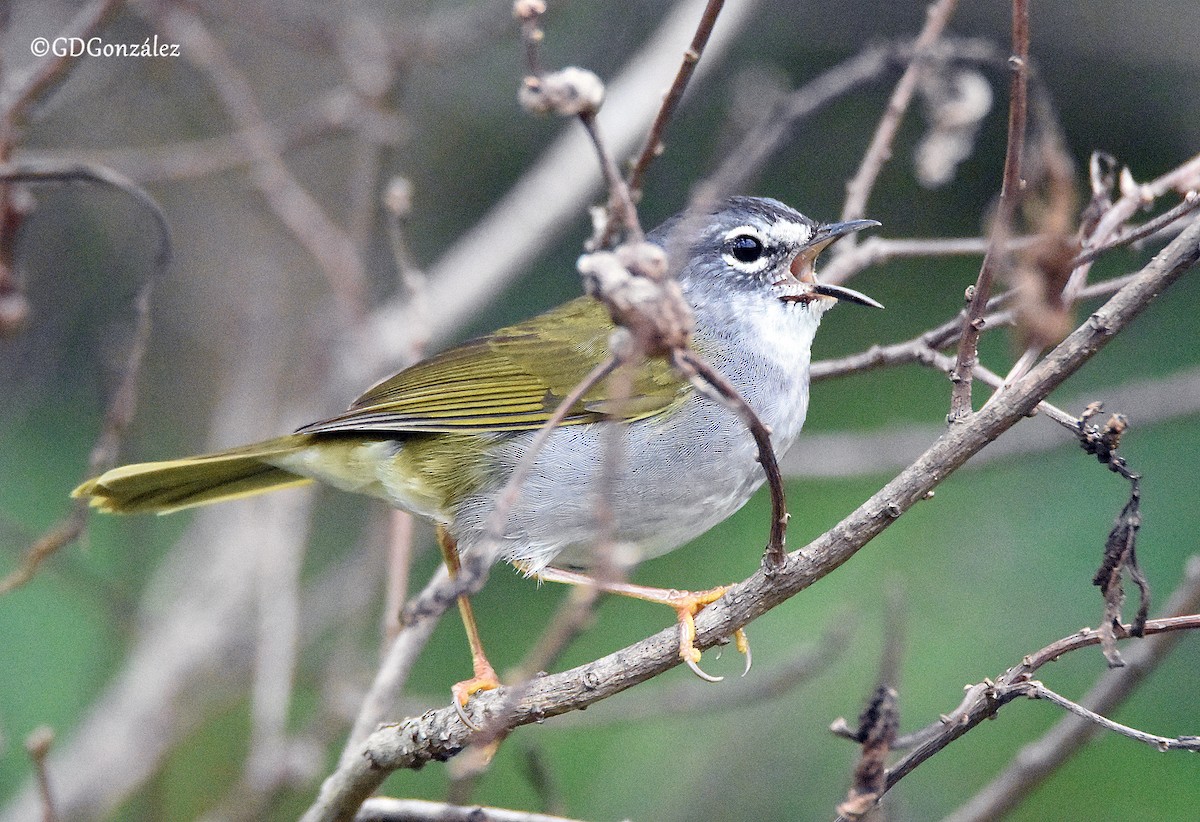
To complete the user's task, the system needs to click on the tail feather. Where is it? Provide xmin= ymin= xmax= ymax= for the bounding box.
xmin=74 ymin=435 xmax=314 ymax=514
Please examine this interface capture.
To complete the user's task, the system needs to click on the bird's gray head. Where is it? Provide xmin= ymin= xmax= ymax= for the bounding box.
xmin=652 ymin=196 xmax=883 ymax=313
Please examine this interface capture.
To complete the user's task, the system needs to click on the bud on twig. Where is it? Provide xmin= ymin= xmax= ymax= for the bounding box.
xmin=519 ymin=67 xmax=605 ymax=117
xmin=577 ymin=241 xmax=690 ymax=357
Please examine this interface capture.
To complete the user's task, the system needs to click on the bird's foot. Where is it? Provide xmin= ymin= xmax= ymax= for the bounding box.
xmin=666 ymin=585 xmax=751 ymax=682
xmin=451 ymin=657 xmax=501 ymax=730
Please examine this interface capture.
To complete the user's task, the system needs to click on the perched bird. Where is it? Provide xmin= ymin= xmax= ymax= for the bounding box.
xmin=75 ymin=196 xmax=880 ymax=711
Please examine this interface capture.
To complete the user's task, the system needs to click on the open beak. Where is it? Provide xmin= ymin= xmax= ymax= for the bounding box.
xmin=783 ymin=218 xmax=883 ymax=309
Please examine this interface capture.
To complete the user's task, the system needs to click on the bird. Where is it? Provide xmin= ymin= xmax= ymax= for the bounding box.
xmin=74 ymin=195 xmax=881 ymax=714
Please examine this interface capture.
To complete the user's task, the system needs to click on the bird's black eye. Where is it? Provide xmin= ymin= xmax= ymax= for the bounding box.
xmin=726 ymin=234 xmax=765 ymax=264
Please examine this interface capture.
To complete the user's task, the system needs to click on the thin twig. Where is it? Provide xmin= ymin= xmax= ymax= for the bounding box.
xmin=1064 ymin=150 xmax=1200 ymax=301
xmin=1015 ymin=680 xmax=1199 ymax=751
xmin=860 ymin=615 xmax=1200 ymax=822
xmin=626 ymin=0 xmax=726 ymax=198
xmin=1071 ymin=191 xmax=1200 ymax=268
xmin=809 ymin=268 xmax=1145 ymax=385
xmin=673 ymin=350 xmax=789 ymax=570
xmin=942 ymin=555 xmax=1200 ymax=822
xmin=840 ymin=0 xmax=961 ymax=230
xmin=577 ymin=111 xmax=643 ymax=243
xmin=481 ymin=356 xmax=620 ymax=551
xmin=947 ymin=0 xmax=1029 ymax=422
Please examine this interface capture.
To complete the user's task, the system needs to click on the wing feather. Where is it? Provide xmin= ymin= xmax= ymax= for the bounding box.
xmin=298 ymin=297 xmax=689 ymax=435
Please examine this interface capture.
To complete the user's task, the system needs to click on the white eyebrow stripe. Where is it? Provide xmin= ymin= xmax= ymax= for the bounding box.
xmin=722 ymin=224 xmax=768 ymax=244
xmin=768 ymin=220 xmax=812 ymax=246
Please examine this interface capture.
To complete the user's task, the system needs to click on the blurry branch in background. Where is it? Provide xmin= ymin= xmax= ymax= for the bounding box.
xmin=23 ymin=726 xmax=57 ymax=822
xmin=380 ymin=178 xmax=426 ymax=645
xmin=0 ymin=162 xmax=168 ymax=595
xmin=157 ymin=6 xmax=369 ymax=318
xmin=0 ymin=0 xmax=122 ymax=139
xmin=356 ymin=797 xmax=588 ymax=822
xmin=839 ymin=0 xmax=961 ymax=233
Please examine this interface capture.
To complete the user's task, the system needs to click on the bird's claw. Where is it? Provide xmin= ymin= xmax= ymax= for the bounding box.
xmin=453 ymin=690 xmax=480 ymax=730
xmin=736 ymin=628 xmax=752 ymax=677
xmin=674 ymin=591 xmax=751 ymax=683
xmin=451 ymin=666 xmax=500 ymax=731
xmin=684 ymin=649 xmax=724 ymax=682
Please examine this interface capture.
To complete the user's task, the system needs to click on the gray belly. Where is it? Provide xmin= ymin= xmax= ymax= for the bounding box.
xmin=451 ymin=378 xmax=809 ymax=573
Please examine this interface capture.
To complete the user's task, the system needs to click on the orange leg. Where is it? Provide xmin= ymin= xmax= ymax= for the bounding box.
xmin=437 ymin=526 xmax=500 ymax=721
xmin=521 ymin=564 xmax=750 ymax=681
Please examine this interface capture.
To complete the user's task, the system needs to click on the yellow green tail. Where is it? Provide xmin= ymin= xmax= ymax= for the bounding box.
xmin=73 ymin=435 xmax=314 ymax=514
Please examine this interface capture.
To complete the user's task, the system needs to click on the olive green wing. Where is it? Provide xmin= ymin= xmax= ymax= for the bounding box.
xmin=298 ymin=297 xmax=690 ymax=435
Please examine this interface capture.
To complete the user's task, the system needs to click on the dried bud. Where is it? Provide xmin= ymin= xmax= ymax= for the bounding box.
xmin=914 ymin=68 xmax=993 ymax=188
xmin=518 ymin=67 xmax=605 ymax=117
xmin=512 ymin=0 xmax=546 ymax=19
xmin=0 ymin=283 xmax=29 ymax=337
xmin=617 ymin=240 xmax=668 ymax=282
xmin=383 ymin=177 xmax=414 ymax=218
xmin=577 ymin=242 xmax=691 ymax=357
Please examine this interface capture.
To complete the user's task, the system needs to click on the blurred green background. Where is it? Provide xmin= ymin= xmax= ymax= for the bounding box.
xmin=2 ymin=1 xmax=1198 ymax=820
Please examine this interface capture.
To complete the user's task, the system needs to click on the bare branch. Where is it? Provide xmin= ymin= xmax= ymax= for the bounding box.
xmin=942 ymin=555 xmax=1200 ymax=822
xmin=0 ymin=162 xmax=166 ymax=594
xmin=948 ymin=0 xmax=1029 ymax=422
xmin=626 ymin=0 xmax=726 ymax=198
xmin=840 ymin=612 xmax=1200 ymax=816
